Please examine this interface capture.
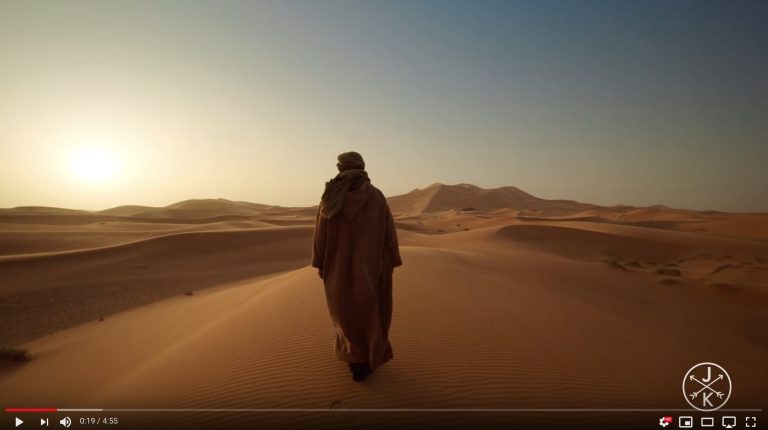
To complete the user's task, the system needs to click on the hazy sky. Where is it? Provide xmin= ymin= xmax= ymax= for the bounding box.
xmin=1 ymin=0 xmax=766 ymax=211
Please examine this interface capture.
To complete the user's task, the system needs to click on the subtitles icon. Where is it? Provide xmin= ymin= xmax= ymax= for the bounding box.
xmin=659 ymin=416 xmax=673 ymax=427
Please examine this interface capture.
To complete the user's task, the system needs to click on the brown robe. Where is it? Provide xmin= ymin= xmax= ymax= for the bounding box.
xmin=312 ymin=181 xmax=402 ymax=370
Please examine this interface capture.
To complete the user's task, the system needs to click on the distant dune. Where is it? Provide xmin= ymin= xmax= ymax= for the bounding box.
xmin=100 ymin=198 xmax=278 ymax=218
xmin=1 ymin=183 xmax=767 ymax=427
xmin=386 ymin=183 xmax=595 ymax=216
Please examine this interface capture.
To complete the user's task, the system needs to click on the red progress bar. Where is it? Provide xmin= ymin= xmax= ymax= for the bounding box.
xmin=5 ymin=408 xmax=58 ymax=413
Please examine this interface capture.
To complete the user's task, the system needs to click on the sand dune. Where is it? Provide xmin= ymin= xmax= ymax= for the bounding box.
xmin=670 ymin=215 xmax=768 ymax=241
xmin=2 ymin=186 xmax=767 ymax=429
xmin=0 ymin=230 xmax=153 ymax=256
xmin=0 ymin=199 xmax=308 ymax=227
xmin=387 ymin=183 xmax=593 ymax=216
xmin=0 ymin=226 xmax=313 ymax=345
xmin=102 ymin=198 xmax=275 ymax=219
xmin=1 ymin=222 xmax=766 ymax=429
xmin=492 ymin=222 xmax=768 ymax=261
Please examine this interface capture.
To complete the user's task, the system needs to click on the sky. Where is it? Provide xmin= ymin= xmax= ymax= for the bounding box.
xmin=1 ymin=0 xmax=766 ymax=212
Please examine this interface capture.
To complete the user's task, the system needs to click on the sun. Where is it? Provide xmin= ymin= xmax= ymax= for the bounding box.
xmin=70 ymin=147 xmax=118 ymax=182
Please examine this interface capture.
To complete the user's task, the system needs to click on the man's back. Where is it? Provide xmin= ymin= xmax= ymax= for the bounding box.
xmin=311 ymin=152 xmax=401 ymax=381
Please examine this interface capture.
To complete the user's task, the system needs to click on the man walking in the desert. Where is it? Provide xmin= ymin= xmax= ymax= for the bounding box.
xmin=312 ymin=151 xmax=402 ymax=382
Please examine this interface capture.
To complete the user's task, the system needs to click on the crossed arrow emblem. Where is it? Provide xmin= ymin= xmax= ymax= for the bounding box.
xmin=689 ymin=373 xmax=724 ymax=400
xmin=683 ymin=362 xmax=731 ymax=411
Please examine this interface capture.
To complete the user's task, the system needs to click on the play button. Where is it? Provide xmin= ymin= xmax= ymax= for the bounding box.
xmin=15 ymin=417 xmax=23 ymax=427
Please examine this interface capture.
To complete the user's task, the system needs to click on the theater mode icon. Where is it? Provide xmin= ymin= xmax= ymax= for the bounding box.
xmin=682 ymin=362 xmax=732 ymax=411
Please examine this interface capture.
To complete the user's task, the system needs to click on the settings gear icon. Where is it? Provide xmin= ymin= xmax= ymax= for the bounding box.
xmin=659 ymin=416 xmax=672 ymax=427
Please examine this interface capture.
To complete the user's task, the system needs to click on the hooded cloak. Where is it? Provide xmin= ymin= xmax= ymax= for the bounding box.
xmin=312 ymin=176 xmax=402 ymax=369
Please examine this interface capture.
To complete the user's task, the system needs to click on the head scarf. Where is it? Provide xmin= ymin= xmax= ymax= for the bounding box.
xmin=320 ymin=168 xmax=370 ymax=219
xmin=336 ymin=151 xmax=365 ymax=172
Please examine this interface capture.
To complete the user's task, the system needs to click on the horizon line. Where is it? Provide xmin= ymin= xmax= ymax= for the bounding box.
xmin=2 ymin=182 xmax=760 ymax=215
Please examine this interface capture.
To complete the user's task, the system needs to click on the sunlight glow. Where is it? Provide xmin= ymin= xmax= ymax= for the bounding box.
xmin=70 ymin=147 xmax=118 ymax=182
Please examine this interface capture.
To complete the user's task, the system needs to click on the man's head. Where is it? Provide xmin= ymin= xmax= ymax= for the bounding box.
xmin=336 ymin=151 xmax=365 ymax=172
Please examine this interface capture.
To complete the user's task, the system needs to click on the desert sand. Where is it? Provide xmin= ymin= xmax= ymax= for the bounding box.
xmin=1 ymin=184 xmax=767 ymax=429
